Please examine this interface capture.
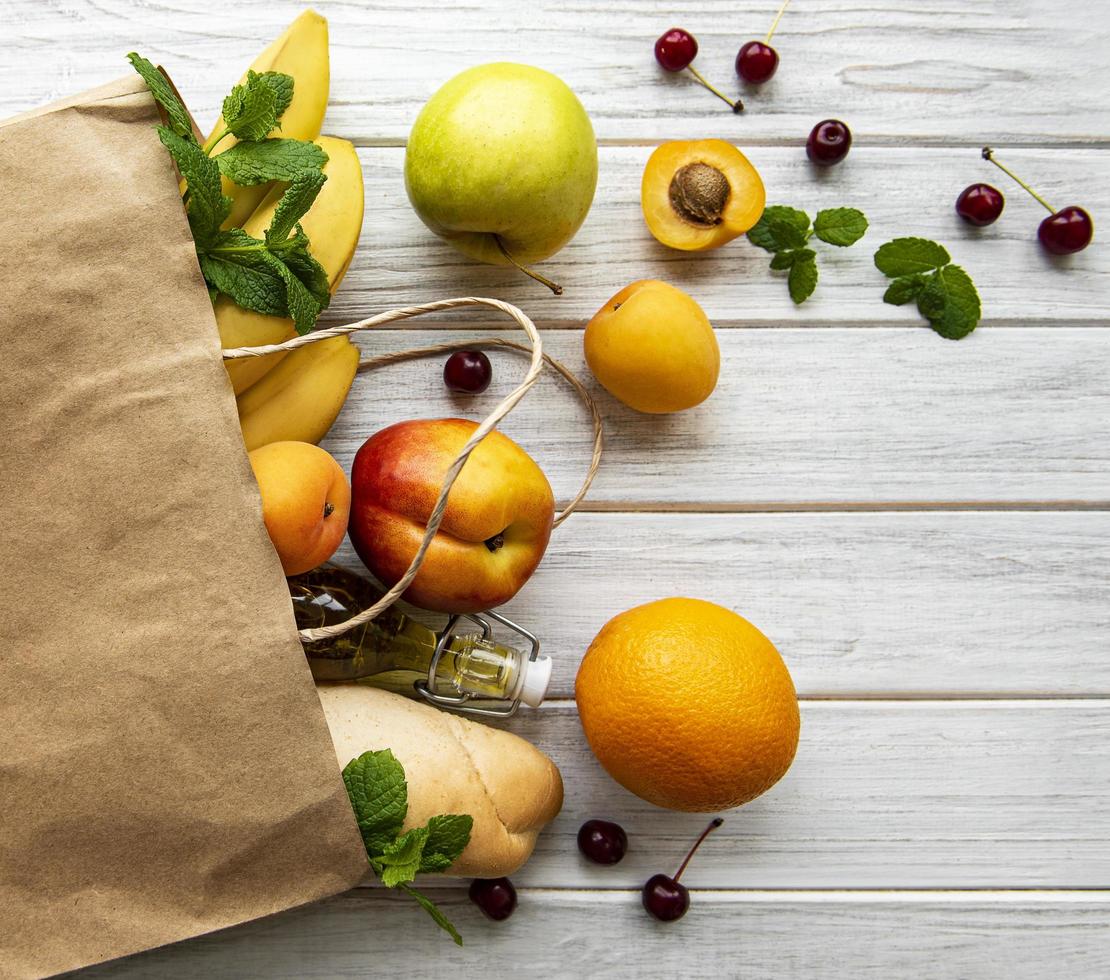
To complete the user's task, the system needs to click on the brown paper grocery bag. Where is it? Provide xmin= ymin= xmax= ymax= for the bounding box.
xmin=0 ymin=76 xmax=367 ymax=978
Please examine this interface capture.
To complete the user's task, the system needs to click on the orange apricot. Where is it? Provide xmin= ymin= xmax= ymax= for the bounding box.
xmin=641 ymin=139 xmax=766 ymax=251
xmin=249 ymin=441 xmax=351 ymax=576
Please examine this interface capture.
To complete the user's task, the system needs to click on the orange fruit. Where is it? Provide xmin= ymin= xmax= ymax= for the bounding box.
xmin=575 ymin=598 xmax=799 ymax=812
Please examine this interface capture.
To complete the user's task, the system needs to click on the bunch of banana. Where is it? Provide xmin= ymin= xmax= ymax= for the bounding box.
xmin=211 ymin=12 xmax=365 ymax=453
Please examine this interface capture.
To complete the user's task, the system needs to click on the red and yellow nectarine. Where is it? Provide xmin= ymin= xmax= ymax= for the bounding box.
xmin=349 ymin=419 xmax=554 ymax=614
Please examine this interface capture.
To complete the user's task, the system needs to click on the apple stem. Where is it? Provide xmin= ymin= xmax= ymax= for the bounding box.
xmin=982 ymin=147 xmax=1056 ymax=214
xmin=672 ymin=818 xmax=724 ymax=883
xmin=495 ymin=237 xmax=564 ymax=295
xmin=765 ymin=0 xmax=792 ymax=44
xmin=686 ymin=66 xmax=744 ymax=113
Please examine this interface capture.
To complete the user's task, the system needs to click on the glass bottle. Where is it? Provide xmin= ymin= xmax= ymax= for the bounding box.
xmin=289 ymin=563 xmax=551 ymax=713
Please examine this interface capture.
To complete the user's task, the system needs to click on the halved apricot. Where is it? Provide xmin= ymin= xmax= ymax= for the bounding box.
xmin=641 ymin=139 xmax=766 ymax=251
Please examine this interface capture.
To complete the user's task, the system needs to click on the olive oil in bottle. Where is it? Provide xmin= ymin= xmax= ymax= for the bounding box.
xmin=289 ymin=563 xmax=551 ymax=711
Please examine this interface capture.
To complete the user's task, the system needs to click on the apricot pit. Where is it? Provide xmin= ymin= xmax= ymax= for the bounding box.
xmin=642 ymin=139 xmax=766 ymax=251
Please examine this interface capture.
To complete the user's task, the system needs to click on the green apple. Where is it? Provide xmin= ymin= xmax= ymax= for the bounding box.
xmin=404 ymin=63 xmax=598 ymax=291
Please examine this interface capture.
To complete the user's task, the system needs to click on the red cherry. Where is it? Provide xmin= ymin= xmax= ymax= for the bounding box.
xmin=735 ymin=0 xmax=791 ymax=84
xmin=577 ymin=819 xmax=628 ymax=865
xmin=736 ymin=41 xmax=779 ymax=83
xmin=1039 ymin=206 xmax=1094 ymax=255
xmin=806 ymin=119 xmax=851 ymax=166
xmin=654 ymin=27 xmax=742 ymax=112
xmin=982 ymin=147 xmax=1094 ymax=255
xmin=655 ymin=28 xmax=698 ymax=72
xmin=443 ymin=350 xmax=492 ymax=393
xmin=469 ymin=877 xmax=517 ymax=921
xmin=641 ymin=818 xmax=723 ymax=923
xmin=642 ymin=873 xmax=690 ymax=921
xmin=955 ymin=183 xmax=1005 ymax=226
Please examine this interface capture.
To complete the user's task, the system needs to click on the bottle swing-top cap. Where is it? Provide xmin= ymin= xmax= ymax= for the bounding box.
xmin=517 ymin=654 xmax=553 ymax=708
xmin=417 ymin=607 xmax=547 ymax=717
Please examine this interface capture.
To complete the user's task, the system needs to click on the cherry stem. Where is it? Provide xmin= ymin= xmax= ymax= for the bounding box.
xmin=672 ymin=818 xmax=724 ymax=883
xmin=981 ymin=147 xmax=1055 ymax=215
xmin=686 ymin=65 xmax=744 ymax=113
xmin=495 ymin=237 xmax=564 ymax=295
xmin=765 ymin=0 xmax=792 ymax=44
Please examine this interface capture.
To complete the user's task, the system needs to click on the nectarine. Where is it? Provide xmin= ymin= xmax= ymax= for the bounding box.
xmin=349 ymin=419 xmax=554 ymax=614
xmin=249 ymin=441 xmax=351 ymax=576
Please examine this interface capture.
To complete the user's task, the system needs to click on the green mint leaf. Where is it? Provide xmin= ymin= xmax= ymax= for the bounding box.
xmin=874 ymin=237 xmax=951 ymax=278
xmin=156 ymin=126 xmax=228 ymax=247
xmin=256 ymin=71 xmax=294 ymax=120
xmin=199 ymin=230 xmax=288 ymax=317
xmin=769 ymin=250 xmax=797 ymax=271
xmin=399 ymin=883 xmax=464 ymax=946
xmin=767 ymin=218 xmax=809 ymax=251
xmin=222 ymin=69 xmax=281 ymax=142
xmin=341 ymin=750 xmax=408 ymax=855
xmin=927 ymin=264 xmax=981 ymax=340
xmin=788 ymin=253 xmax=819 ymax=304
xmin=883 ymin=274 xmax=926 ymax=306
xmin=260 ymin=248 xmax=325 ymax=334
xmin=215 ymin=138 xmax=329 ymax=185
xmin=266 ymin=170 xmax=328 ymax=244
xmin=813 ymin=207 xmax=869 ymax=247
xmin=200 ymin=229 xmax=328 ymax=333
xmin=127 ymin=52 xmax=194 ymax=138
xmin=377 ymin=826 xmax=429 ymax=888
xmin=280 ymin=233 xmax=331 ymax=309
xmin=747 ymin=205 xmax=811 ymax=251
xmin=419 ymin=814 xmax=474 ymax=873
xmin=916 ymin=271 xmax=948 ymax=321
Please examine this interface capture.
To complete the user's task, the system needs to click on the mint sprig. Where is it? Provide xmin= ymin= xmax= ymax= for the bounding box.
xmin=128 ymin=52 xmax=331 ymax=333
xmin=343 ymin=750 xmax=473 ymax=946
xmin=874 ymin=238 xmax=982 ymax=339
xmin=747 ymin=205 xmax=869 ymax=304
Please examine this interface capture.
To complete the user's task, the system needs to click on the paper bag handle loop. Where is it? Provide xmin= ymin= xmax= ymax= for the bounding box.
xmin=222 ymin=297 xmax=603 ymax=644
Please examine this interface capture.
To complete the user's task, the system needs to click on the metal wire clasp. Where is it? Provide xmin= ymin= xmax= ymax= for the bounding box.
xmin=413 ymin=608 xmax=541 ymax=717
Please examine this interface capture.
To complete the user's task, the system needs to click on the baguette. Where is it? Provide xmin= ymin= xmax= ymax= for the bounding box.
xmin=318 ymin=684 xmax=563 ymax=878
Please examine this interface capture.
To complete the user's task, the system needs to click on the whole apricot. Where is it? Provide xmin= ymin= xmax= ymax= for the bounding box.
xmin=584 ymin=280 xmax=719 ymax=414
xmin=249 ymin=441 xmax=351 ymax=576
xmin=641 ymin=139 xmax=765 ymax=251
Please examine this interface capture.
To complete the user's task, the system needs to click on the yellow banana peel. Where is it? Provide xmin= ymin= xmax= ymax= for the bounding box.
xmin=205 ymin=9 xmax=330 ymax=228
xmin=237 ymin=336 xmax=361 ymax=452
xmin=219 ymin=135 xmax=365 ymax=394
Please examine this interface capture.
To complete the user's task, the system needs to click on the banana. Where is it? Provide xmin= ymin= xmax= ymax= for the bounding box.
xmin=236 ymin=336 xmax=361 ymax=452
xmin=219 ymin=135 xmax=365 ymax=394
xmin=205 ymin=9 xmax=330 ymax=228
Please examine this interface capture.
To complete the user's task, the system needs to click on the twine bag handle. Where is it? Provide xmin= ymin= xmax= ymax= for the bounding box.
xmin=223 ymin=297 xmax=603 ymax=644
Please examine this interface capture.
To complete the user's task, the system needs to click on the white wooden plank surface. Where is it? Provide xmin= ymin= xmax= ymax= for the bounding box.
xmin=389 ymin=701 xmax=1110 ymax=890
xmin=76 ymin=891 xmax=1110 ymax=980
xmin=7 ymin=0 xmax=1109 ymax=144
xmin=325 ymin=328 xmax=1110 ymax=505
xmin=337 ymin=510 xmax=1110 ymax=698
xmin=7 ymin=0 xmax=1105 ymax=976
xmin=326 ymin=147 xmax=1110 ymax=327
